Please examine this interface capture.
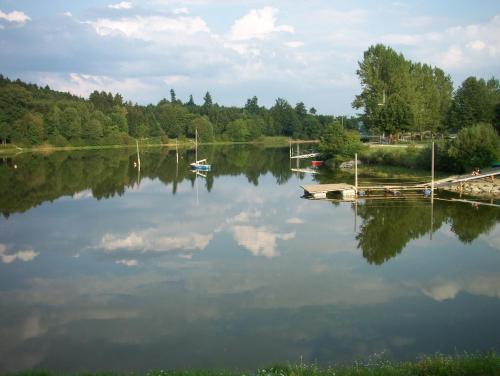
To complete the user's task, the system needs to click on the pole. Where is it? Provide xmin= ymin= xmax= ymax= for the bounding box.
xmin=355 ymin=153 xmax=358 ymax=194
xmin=176 ymin=138 xmax=179 ymax=164
xmin=136 ymin=139 xmax=141 ymax=172
xmin=431 ymin=141 xmax=435 ymax=197
xmin=195 ymin=128 xmax=198 ymax=163
xmin=430 ymin=141 xmax=435 ymax=240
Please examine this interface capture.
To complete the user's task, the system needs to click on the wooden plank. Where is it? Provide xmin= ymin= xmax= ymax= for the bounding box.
xmin=290 ymin=153 xmax=321 ymax=159
xmin=302 ymin=183 xmax=355 ymax=194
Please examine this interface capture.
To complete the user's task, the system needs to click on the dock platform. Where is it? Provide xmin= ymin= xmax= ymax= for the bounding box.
xmin=302 ymin=184 xmax=356 ymax=199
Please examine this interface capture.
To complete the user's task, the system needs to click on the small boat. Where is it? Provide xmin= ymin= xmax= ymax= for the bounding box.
xmin=190 ymin=128 xmax=211 ymax=171
xmin=311 ymin=160 xmax=324 ymax=167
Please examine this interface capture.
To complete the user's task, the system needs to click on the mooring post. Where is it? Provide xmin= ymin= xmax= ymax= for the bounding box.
xmin=430 ymin=141 xmax=435 ymax=240
xmin=136 ymin=139 xmax=141 ymax=172
xmin=355 ymin=153 xmax=358 ymax=194
xmin=431 ymin=141 xmax=434 ymax=196
xmin=176 ymin=138 xmax=179 ymax=164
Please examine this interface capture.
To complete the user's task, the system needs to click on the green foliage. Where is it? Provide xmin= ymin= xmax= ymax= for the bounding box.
xmin=190 ymin=116 xmax=214 ymax=142
xmin=0 ymin=74 xmax=358 ymax=147
xmin=7 ymin=353 xmax=500 ymax=376
xmin=448 ymin=77 xmax=500 ymax=131
xmin=446 ymin=122 xmax=500 ymax=172
xmin=360 ymin=123 xmax=499 ymax=173
xmin=0 ymin=122 xmax=10 ymax=145
xmin=319 ymin=123 xmax=363 ymax=160
xmin=12 ymin=112 xmax=44 ymax=144
xmin=0 ymin=84 xmax=33 ymax=124
xmin=353 ymin=44 xmax=453 ymax=136
xmin=60 ymin=107 xmax=81 ymax=140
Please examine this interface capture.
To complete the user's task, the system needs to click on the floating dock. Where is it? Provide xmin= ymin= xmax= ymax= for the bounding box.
xmin=302 ymin=184 xmax=356 ymax=199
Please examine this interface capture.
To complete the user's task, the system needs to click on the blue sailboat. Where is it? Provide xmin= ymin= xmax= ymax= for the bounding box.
xmin=190 ymin=128 xmax=211 ymax=171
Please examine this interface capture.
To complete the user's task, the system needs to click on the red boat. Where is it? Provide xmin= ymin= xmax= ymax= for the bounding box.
xmin=311 ymin=160 xmax=324 ymax=167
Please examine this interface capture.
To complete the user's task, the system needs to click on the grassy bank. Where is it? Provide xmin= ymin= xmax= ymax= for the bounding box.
xmin=0 ymin=137 xmax=310 ymax=155
xmin=358 ymin=144 xmax=431 ymax=171
xmin=6 ymin=354 xmax=500 ymax=376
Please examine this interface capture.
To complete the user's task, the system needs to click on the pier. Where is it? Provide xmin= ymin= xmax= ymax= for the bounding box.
xmin=302 ymin=183 xmax=357 ymax=199
xmin=301 ymin=144 xmax=500 ymax=200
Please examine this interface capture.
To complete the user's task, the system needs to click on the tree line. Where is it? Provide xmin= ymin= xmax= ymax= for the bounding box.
xmin=0 ymin=75 xmax=360 ymax=147
xmin=353 ymin=44 xmax=499 ymax=136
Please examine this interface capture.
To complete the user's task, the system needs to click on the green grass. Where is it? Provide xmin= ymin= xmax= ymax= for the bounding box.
xmin=5 ymin=354 xmax=500 ymax=376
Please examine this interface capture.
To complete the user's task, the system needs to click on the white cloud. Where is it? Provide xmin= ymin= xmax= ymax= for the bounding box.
xmin=232 ymin=225 xmax=294 ymax=258
xmin=227 ymin=210 xmax=261 ymax=224
xmin=98 ymin=229 xmax=212 ymax=253
xmin=89 ymin=15 xmax=210 ymax=41
xmin=438 ymin=45 xmax=464 ymax=68
xmin=286 ymin=217 xmax=304 ymax=224
xmin=466 ymin=39 xmax=486 ymax=51
xmin=173 ymin=7 xmax=190 ymax=15
xmin=0 ymin=9 xmax=31 ymax=23
xmin=108 ymin=2 xmax=133 ymax=10
xmin=380 ymin=14 xmax=500 ymax=69
xmin=116 ymin=259 xmax=138 ymax=267
xmin=284 ymin=41 xmax=304 ymax=48
xmin=163 ymin=75 xmax=190 ymax=85
xmin=72 ymin=189 xmax=93 ymax=200
xmin=62 ymin=11 xmax=73 ymax=17
xmin=229 ymin=7 xmax=294 ymax=41
xmin=39 ymin=73 xmax=152 ymax=100
xmin=0 ymin=244 xmax=38 ymax=264
xmin=423 ymin=275 xmax=500 ymax=301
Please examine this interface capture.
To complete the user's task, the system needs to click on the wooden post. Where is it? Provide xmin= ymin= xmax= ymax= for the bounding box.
xmin=355 ymin=153 xmax=358 ymax=194
xmin=430 ymin=141 xmax=435 ymax=240
xmin=136 ymin=139 xmax=141 ymax=172
xmin=176 ymin=138 xmax=179 ymax=164
xmin=431 ymin=141 xmax=434 ymax=197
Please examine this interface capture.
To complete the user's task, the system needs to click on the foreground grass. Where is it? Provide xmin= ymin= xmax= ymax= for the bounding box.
xmin=7 ymin=354 xmax=500 ymax=376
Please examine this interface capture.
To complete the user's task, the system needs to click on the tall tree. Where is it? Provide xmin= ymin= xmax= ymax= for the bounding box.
xmin=448 ymin=76 xmax=499 ymax=131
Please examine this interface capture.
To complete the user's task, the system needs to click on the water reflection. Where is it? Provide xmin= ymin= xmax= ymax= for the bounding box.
xmin=354 ymin=199 xmax=500 ymax=264
xmin=0 ymin=146 xmax=499 ymax=372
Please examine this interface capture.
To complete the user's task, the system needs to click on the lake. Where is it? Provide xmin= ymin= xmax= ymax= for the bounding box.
xmin=0 ymin=145 xmax=499 ymax=373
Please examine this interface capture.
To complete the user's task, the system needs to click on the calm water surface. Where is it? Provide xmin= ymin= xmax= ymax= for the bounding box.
xmin=0 ymin=145 xmax=499 ymax=372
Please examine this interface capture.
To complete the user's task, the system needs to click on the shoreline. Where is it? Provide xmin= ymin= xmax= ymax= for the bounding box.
xmin=0 ymin=138 xmax=319 ymax=155
xmin=439 ymin=178 xmax=500 ymax=197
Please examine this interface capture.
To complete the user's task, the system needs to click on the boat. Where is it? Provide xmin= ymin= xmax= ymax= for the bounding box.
xmin=190 ymin=128 xmax=211 ymax=171
xmin=311 ymin=160 xmax=324 ymax=167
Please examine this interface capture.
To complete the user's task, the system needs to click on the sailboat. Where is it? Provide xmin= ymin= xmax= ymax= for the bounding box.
xmin=190 ymin=128 xmax=211 ymax=171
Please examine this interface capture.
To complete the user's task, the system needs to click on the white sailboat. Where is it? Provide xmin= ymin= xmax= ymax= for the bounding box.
xmin=190 ymin=128 xmax=211 ymax=171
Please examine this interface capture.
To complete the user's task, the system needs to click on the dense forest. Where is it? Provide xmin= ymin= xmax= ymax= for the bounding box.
xmin=0 ymin=74 xmax=360 ymax=147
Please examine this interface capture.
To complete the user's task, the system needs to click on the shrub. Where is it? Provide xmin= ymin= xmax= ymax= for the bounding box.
xmin=319 ymin=123 xmax=363 ymax=161
xmin=446 ymin=122 xmax=499 ymax=172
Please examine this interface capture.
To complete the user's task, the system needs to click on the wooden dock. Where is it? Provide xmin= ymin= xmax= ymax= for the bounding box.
xmin=290 ymin=152 xmax=321 ymax=159
xmin=302 ymin=184 xmax=356 ymax=199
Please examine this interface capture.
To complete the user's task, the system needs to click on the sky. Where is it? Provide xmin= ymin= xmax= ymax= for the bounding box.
xmin=0 ymin=0 xmax=499 ymax=115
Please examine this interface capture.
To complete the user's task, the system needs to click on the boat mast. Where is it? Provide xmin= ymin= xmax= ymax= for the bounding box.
xmin=195 ymin=128 xmax=198 ymax=163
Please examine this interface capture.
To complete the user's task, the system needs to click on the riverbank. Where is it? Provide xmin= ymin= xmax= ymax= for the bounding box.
xmin=0 ymin=137 xmax=318 ymax=155
xmin=439 ymin=178 xmax=500 ymax=197
xmin=5 ymin=354 xmax=500 ymax=376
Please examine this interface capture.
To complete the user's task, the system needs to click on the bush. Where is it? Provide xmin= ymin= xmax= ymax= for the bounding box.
xmin=319 ymin=123 xmax=363 ymax=161
xmin=446 ymin=122 xmax=499 ymax=172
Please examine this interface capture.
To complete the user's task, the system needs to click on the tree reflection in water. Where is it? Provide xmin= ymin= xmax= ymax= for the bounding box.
xmin=355 ymin=198 xmax=499 ymax=264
